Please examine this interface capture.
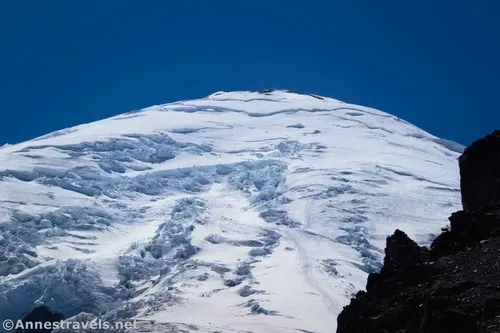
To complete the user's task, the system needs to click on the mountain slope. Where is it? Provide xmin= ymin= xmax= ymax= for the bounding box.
xmin=0 ymin=90 xmax=463 ymax=333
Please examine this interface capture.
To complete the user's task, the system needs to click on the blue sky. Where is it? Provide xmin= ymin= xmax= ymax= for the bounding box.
xmin=0 ymin=0 xmax=498 ymax=145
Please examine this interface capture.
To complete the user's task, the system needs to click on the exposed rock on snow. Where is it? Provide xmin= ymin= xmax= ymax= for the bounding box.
xmin=19 ymin=306 xmax=64 ymax=333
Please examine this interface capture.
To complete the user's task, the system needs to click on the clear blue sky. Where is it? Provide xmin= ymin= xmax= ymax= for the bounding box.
xmin=1 ymin=0 xmax=498 ymax=145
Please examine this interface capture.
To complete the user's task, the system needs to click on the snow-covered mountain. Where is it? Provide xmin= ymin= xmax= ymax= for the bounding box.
xmin=0 ymin=90 xmax=463 ymax=332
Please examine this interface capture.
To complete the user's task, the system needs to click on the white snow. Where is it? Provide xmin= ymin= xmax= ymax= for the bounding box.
xmin=0 ymin=90 xmax=463 ymax=332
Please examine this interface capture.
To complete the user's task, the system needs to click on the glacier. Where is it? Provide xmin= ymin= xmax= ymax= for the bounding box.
xmin=0 ymin=90 xmax=463 ymax=332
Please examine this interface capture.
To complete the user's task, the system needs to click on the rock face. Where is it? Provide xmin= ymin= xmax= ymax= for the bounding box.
xmin=337 ymin=130 xmax=500 ymax=333
xmin=460 ymin=130 xmax=500 ymax=213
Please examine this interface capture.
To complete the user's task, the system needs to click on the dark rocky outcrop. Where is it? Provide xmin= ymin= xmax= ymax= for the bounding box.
xmin=383 ymin=229 xmax=429 ymax=272
xmin=460 ymin=130 xmax=500 ymax=213
xmin=16 ymin=306 xmax=64 ymax=333
xmin=337 ymin=130 xmax=500 ymax=333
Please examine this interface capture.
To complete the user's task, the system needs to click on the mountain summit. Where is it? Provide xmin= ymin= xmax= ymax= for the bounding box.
xmin=0 ymin=91 xmax=463 ymax=332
